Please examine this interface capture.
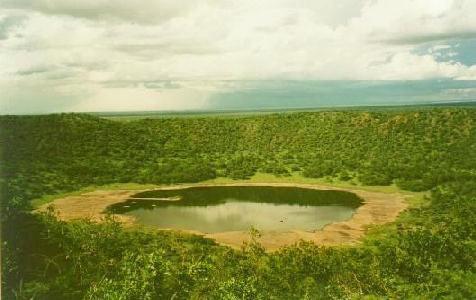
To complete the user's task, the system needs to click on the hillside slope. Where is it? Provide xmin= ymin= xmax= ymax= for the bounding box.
xmin=1 ymin=109 xmax=475 ymax=208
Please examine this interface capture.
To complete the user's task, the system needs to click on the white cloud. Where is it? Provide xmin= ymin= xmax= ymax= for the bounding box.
xmin=0 ymin=0 xmax=200 ymax=24
xmin=1 ymin=0 xmax=476 ymax=113
xmin=428 ymin=45 xmax=451 ymax=53
xmin=71 ymin=85 xmax=210 ymax=112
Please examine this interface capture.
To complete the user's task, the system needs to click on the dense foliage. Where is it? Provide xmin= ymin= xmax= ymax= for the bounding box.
xmin=1 ymin=108 xmax=475 ymax=299
xmin=2 ymin=109 xmax=475 ymax=206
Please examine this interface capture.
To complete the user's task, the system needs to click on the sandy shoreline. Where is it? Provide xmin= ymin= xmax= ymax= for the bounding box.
xmin=37 ymin=183 xmax=408 ymax=250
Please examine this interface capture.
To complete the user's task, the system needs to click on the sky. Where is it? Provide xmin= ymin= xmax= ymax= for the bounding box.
xmin=1 ymin=0 xmax=476 ymax=114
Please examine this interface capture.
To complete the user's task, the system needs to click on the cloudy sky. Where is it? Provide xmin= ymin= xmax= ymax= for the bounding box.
xmin=1 ymin=0 xmax=476 ymax=114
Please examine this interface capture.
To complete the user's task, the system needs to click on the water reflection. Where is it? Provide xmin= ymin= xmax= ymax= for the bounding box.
xmin=108 ymin=186 xmax=362 ymax=233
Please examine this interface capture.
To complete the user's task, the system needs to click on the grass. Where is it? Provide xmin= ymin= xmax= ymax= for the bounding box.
xmin=29 ymin=173 xmax=429 ymax=253
xmin=362 ymin=192 xmax=429 ymax=243
xmin=204 ymin=172 xmax=425 ymax=195
xmin=30 ymin=183 xmax=159 ymax=208
xmin=201 ymin=172 xmax=431 ymax=247
xmin=31 ymin=172 xmax=428 ymax=209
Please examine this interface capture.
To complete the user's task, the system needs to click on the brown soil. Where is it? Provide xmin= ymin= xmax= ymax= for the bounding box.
xmin=37 ymin=183 xmax=408 ymax=251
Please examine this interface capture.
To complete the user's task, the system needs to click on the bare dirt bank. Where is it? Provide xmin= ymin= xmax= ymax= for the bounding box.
xmin=37 ymin=183 xmax=408 ymax=250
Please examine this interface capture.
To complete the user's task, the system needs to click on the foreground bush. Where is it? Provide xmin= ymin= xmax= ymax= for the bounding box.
xmin=2 ymin=181 xmax=475 ymax=299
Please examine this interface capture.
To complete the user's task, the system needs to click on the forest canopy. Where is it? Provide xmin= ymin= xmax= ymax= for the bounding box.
xmin=1 ymin=109 xmax=475 ymax=209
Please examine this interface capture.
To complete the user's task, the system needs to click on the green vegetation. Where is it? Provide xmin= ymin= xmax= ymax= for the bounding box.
xmin=1 ymin=108 xmax=475 ymax=299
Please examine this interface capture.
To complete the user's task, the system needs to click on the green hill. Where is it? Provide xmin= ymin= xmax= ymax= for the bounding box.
xmin=2 ymin=109 xmax=475 ymax=206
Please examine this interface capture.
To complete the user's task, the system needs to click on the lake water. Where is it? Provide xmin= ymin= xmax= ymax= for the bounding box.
xmin=108 ymin=186 xmax=362 ymax=233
